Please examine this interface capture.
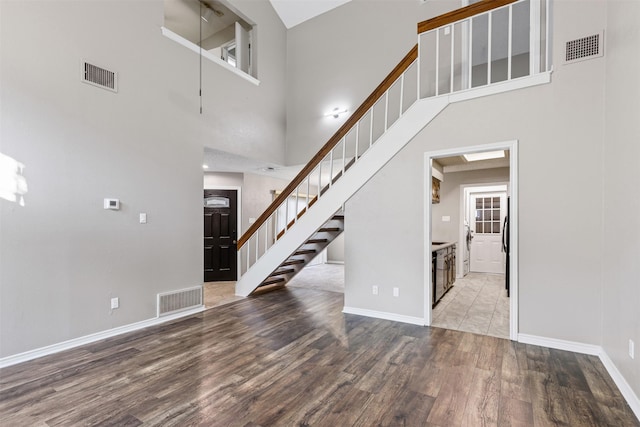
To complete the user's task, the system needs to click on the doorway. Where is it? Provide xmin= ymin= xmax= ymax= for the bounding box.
xmin=204 ymin=189 xmax=238 ymax=282
xmin=467 ymin=188 xmax=507 ymax=274
xmin=424 ymin=141 xmax=518 ymax=340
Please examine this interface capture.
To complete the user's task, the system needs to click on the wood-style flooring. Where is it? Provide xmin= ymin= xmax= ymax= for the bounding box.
xmin=1 ymin=287 xmax=637 ymax=426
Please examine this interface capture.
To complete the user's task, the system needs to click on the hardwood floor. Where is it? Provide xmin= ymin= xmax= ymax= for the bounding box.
xmin=1 ymin=287 xmax=637 ymax=426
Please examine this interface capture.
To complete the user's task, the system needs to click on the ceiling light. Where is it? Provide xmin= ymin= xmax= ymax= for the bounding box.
xmin=463 ymin=150 xmax=505 ymax=162
xmin=202 ymin=164 xmax=209 ymax=169
xmin=325 ymin=107 xmax=348 ymax=119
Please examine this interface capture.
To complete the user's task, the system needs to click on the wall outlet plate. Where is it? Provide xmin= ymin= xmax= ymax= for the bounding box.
xmin=630 ymin=339 xmax=635 ymax=359
xmin=393 ymin=287 xmax=399 ymax=297
xmin=372 ymin=285 xmax=378 ymax=295
xmin=111 ymin=297 xmax=119 ymax=309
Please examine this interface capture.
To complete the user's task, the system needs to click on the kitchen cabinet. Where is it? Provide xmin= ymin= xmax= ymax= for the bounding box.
xmin=432 ymin=242 xmax=456 ymax=306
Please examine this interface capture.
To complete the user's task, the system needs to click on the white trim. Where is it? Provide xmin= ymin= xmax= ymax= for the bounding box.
xmin=0 ymin=306 xmax=205 ymax=369
xmin=447 ymin=71 xmax=551 ymax=103
xmin=326 ymin=260 xmax=345 ymax=265
xmin=518 ymin=333 xmax=601 ymax=355
xmin=343 ymin=306 xmax=425 ymax=326
xmin=599 ymin=351 xmax=640 ymax=420
xmin=160 ymin=27 xmax=260 ymax=86
xmin=205 ymin=185 xmax=242 ymax=281
xmin=424 ymin=140 xmax=519 ymax=341
xmin=460 ymin=183 xmax=509 ymax=279
xmin=518 ymin=334 xmax=640 ymax=420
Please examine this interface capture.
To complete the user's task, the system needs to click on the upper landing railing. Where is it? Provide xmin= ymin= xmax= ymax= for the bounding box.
xmin=237 ymin=0 xmax=550 ymax=274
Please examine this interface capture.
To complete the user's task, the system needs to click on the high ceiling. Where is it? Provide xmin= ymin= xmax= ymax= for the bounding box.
xmin=269 ymin=0 xmax=352 ymax=29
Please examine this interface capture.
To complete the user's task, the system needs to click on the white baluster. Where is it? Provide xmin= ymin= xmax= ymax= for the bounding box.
xmin=369 ymin=108 xmax=374 ymax=147
xmin=399 ymin=73 xmax=405 ymax=116
xmin=355 ymin=121 xmax=360 ymax=160
xmin=450 ymin=25 xmax=455 ymax=94
xmin=329 ymin=149 xmax=334 ymax=188
xmin=488 ymin=11 xmax=492 ymax=84
xmin=508 ymin=4 xmax=513 ymax=80
xmin=435 ymin=29 xmax=440 ymax=96
xmin=342 ymin=137 xmax=346 ymax=176
xmin=384 ymin=91 xmax=389 ymax=132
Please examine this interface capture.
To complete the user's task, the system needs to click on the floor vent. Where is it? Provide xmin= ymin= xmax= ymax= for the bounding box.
xmin=564 ymin=31 xmax=604 ymax=64
xmin=81 ymin=60 xmax=118 ymax=92
xmin=157 ymin=286 xmax=203 ymax=317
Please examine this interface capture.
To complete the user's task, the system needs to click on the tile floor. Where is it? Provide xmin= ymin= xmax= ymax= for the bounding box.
xmin=203 ymin=280 xmax=242 ymax=308
xmin=431 ymin=272 xmax=510 ymax=339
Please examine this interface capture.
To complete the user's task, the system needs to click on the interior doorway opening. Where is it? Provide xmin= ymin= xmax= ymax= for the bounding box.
xmin=424 ymin=141 xmax=518 ymax=340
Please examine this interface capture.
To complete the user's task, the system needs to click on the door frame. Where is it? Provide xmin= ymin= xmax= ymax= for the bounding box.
xmin=424 ymin=139 xmax=519 ymax=341
xmin=461 ymin=184 xmax=508 ymax=277
xmin=204 ymin=185 xmax=242 ymax=282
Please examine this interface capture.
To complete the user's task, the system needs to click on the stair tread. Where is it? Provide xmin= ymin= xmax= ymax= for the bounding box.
xmin=260 ymin=277 xmax=286 ymax=287
xmin=294 ymin=249 xmax=316 ymax=255
xmin=282 ymin=259 xmax=305 ymax=266
xmin=318 ymin=227 xmax=341 ymax=232
xmin=269 ymin=268 xmax=295 ymax=277
xmin=306 ymin=238 xmax=328 ymax=244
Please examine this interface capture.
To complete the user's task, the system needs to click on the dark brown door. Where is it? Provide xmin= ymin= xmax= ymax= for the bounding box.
xmin=204 ymin=189 xmax=237 ymax=282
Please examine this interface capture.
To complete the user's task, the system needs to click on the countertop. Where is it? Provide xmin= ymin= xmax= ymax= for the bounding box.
xmin=432 ymin=241 xmax=457 ymax=252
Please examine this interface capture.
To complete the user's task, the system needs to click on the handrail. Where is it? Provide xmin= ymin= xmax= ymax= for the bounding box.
xmin=417 ymin=0 xmax=517 ymax=34
xmin=237 ymin=44 xmax=418 ymax=249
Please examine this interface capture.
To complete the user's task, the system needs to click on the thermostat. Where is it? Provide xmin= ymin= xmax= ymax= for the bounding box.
xmin=104 ymin=198 xmax=120 ymax=210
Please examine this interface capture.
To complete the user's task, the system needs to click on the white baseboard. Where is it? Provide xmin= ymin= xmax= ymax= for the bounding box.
xmin=0 ymin=306 xmax=205 ymax=369
xmin=518 ymin=333 xmax=601 ymax=355
xmin=326 ymin=260 xmax=345 ymax=265
xmin=342 ymin=306 xmax=424 ymax=326
xmin=598 ymin=350 xmax=640 ymax=420
xmin=518 ymin=333 xmax=640 ymax=421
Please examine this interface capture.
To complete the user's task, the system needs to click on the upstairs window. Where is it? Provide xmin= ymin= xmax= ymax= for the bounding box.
xmin=164 ymin=0 xmax=257 ymax=80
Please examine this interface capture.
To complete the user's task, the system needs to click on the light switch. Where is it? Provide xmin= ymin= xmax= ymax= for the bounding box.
xmin=139 ymin=213 xmax=147 ymax=224
xmin=249 ymin=217 xmax=256 ymax=224
xmin=442 ymin=216 xmax=451 ymax=222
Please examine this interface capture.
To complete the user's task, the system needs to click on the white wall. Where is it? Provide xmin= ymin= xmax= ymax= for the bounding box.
xmin=344 ymin=0 xmax=608 ymax=346
xmin=0 ymin=0 xmax=286 ymax=358
xmin=284 ymin=0 xmax=459 ymax=165
xmin=602 ymin=0 xmax=640 ymax=398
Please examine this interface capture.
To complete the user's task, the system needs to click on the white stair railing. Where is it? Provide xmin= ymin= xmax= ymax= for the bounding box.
xmin=238 ymin=0 xmax=550 ymax=281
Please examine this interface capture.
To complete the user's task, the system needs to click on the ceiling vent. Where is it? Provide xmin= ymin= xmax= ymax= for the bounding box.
xmin=81 ymin=60 xmax=118 ymax=92
xmin=564 ymin=31 xmax=604 ymax=64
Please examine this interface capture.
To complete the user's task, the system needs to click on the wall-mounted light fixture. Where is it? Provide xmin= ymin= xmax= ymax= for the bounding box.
xmin=202 ymin=164 xmax=209 ymax=169
xmin=325 ymin=107 xmax=348 ymax=119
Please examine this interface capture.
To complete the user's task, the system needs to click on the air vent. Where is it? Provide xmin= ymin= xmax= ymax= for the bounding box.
xmin=157 ymin=286 xmax=203 ymax=317
xmin=81 ymin=60 xmax=118 ymax=92
xmin=564 ymin=31 xmax=604 ymax=64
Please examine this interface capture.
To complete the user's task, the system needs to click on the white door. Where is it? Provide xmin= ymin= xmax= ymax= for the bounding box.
xmin=469 ymin=192 xmax=507 ymax=274
xmin=235 ymin=22 xmax=251 ymax=74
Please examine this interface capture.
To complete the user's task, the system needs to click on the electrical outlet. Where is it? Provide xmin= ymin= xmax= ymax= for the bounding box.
xmin=111 ymin=297 xmax=119 ymax=309
xmin=372 ymin=285 xmax=378 ymax=295
xmin=393 ymin=287 xmax=399 ymax=297
xmin=630 ymin=339 xmax=635 ymax=359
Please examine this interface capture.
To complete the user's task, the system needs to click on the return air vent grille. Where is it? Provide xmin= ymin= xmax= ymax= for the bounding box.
xmin=157 ymin=286 xmax=203 ymax=317
xmin=81 ymin=60 xmax=118 ymax=92
xmin=564 ymin=32 xmax=604 ymax=64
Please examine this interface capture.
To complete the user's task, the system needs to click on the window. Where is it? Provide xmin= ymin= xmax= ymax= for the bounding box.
xmin=475 ymin=196 xmax=501 ymax=234
xmin=163 ymin=0 xmax=257 ymax=80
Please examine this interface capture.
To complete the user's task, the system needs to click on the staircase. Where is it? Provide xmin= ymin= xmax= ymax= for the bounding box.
xmin=236 ymin=0 xmax=551 ymax=297
xmin=253 ymin=213 xmax=344 ymax=293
